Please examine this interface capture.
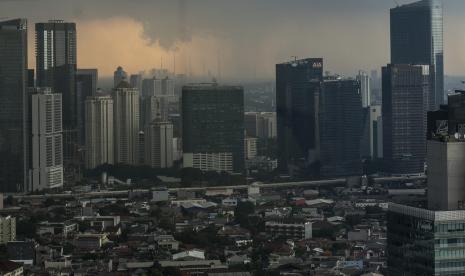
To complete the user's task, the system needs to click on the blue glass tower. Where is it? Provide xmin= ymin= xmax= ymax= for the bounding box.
xmin=391 ymin=0 xmax=443 ymax=110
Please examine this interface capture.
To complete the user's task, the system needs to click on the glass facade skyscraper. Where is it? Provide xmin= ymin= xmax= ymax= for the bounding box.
xmin=276 ymin=58 xmax=323 ymax=176
xmin=382 ymin=64 xmax=431 ymax=175
xmin=0 ymin=19 xmax=28 ymax=192
xmin=391 ymin=0 xmax=444 ymax=110
xmin=388 ymin=203 xmax=465 ymax=275
xmin=182 ymin=84 xmax=244 ymax=173
xmin=319 ymin=78 xmax=363 ymax=177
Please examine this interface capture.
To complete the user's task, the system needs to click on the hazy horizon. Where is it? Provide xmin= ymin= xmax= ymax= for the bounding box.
xmin=2 ymin=0 xmax=465 ymax=80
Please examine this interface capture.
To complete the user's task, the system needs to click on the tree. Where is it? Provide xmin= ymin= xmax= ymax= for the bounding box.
xmin=235 ymin=201 xmax=256 ymax=229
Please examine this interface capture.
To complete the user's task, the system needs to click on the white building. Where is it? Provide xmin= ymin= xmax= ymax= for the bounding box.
xmin=85 ymin=96 xmax=114 ymax=169
xmin=244 ymin=137 xmax=258 ymax=160
xmin=0 ymin=216 xmax=16 ymax=244
xmin=30 ymin=88 xmax=63 ymax=191
xmin=357 ymin=70 xmax=371 ymax=108
xmin=145 ymin=120 xmax=173 ymax=168
xmin=113 ymin=81 xmax=139 ymax=165
xmin=183 ymin=152 xmax=233 ymax=173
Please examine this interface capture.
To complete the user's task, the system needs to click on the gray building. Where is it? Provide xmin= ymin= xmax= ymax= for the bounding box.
xmin=85 ymin=96 xmax=114 ymax=169
xmin=0 ymin=19 xmax=28 ymax=192
xmin=382 ymin=64 xmax=431 ymax=175
xmin=145 ymin=120 xmax=173 ymax=168
xmin=36 ymin=20 xmax=77 ymax=128
xmin=76 ymin=69 xmax=98 ymax=145
xmin=276 ymin=58 xmax=323 ymax=176
xmin=182 ymin=83 xmax=244 ymax=173
xmin=129 ymin=74 xmax=142 ymax=94
xmin=391 ymin=0 xmax=443 ymax=109
xmin=388 ymin=203 xmax=465 ymax=275
xmin=113 ymin=81 xmax=139 ymax=165
xmin=319 ymin=78 xmax=363 ymax=177
xmin=427 ymin=91 xmax=465 ymax=211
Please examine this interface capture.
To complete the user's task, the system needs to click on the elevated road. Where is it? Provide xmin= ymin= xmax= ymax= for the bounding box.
xmin=10 ymin=175 xmax=423 ymax=200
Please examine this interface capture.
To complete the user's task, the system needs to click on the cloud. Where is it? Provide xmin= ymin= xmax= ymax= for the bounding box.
xmin=4 ymin=0 xmax=465 ymax=79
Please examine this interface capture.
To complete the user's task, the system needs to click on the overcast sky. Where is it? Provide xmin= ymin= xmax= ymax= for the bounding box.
xmin=1 ymin=0 xmax=465 ymax=80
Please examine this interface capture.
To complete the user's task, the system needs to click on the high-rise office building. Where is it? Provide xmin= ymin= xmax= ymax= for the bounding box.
xmin=387 ymin=203 xmax=465 ymax=275
xmin=76 ymin=69 xmax=98 ymax=145
xmin=356 ymin=71 xmax=371 ymax=108
xmin=426 ymin=91 xmax=465 ymax=211
xmin=182 ymin=83 xmax=244 ymax=173
xmin=387 ymin=92 xmax=465 ymax=274
xmin=85 ymin=96 xmax=114 ymax=169
xmin=36 ymin=20 xmax=77 ymax=128
xmin=276 ymin=58 xmax=323 ymax=175
xmin=0 ymin=19 xmax=28 ymax=192
xmin=114 ymin=66 xmax=128 ymax=88
xmin=319 ymin=78 xmax=363 ymax=177
xmin=382 ymin=64 xmax=431 ymax=175
xmin=36 ymin=21 xmax=78 ymax=174
xmin=113 ymin=81 xmax=139 ymax=165
xmin=29 ymin=88 xmax=64 ymax=191
xmin=391 ymin=0 xmax=443 ymax=109
xmin=145 ymin=120 xmax=174 ymax=168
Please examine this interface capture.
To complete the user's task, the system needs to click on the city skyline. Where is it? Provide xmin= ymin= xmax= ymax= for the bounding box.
xmin=2 ymin=0 xmax=465 ymax=80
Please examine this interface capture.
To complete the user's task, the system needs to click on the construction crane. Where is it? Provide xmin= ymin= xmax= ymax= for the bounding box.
xmin=392 ymin=0 xmax=400 ymax=6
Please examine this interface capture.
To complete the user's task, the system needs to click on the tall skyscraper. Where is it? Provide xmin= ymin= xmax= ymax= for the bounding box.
xmin=114 ymin=66 xmax=128 ymax=88
xmin=356 ymin=71 xmax=371 ymax=108
xmin=276 ymin=58 xmax=323 ymax=176
xmin=113 ymin=81 xmax=139 ymax=165
xmin=85 ymin=96 xmax=114 ymax=169
xmin=182 ymin=83 xmax=244 ymax=173
xmin=29 ymin=88 xmax=64 ymax=191
xmin=76 ymin=69 xmax=98 ymax=145
xmin=382 ymin=64 xmax=431 ymax=175
xmin=35 ymin=20 xmax=77 ymax=128
xmin=391 ymin=0 xmax=443 ymax=109
xmin=319 ymin=78 xmax=363 ymax=177
xmin=145 ymin=120 xmax=174 ymax=168
xmin=0 ymin=19 xmax=28 ymax=192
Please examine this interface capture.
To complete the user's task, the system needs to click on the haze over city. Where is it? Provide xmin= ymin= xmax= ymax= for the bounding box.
xmin=2 ymin=0 xmax=465 ymax=80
